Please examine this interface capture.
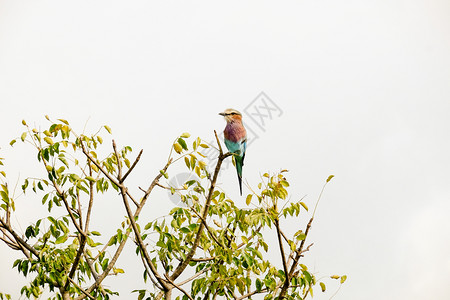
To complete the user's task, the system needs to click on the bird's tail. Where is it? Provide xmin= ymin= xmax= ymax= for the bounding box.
xmin=235 ymin=155 xmax=244 ymax=195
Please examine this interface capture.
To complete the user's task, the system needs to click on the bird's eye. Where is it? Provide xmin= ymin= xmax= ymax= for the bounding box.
xmin=231 ymin=112 xmax=236 ymax=115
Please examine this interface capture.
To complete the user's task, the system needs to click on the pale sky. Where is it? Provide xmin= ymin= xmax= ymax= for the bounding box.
xmin=1 ymin=1 xmax=450 ymax=299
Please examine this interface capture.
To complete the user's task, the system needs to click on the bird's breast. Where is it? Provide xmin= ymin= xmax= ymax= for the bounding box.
xmin=224 ymin=122 xmax=247 ymax=143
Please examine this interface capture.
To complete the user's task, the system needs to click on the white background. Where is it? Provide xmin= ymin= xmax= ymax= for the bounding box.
xmin=1 ymin=1 xmax=450 ymax=299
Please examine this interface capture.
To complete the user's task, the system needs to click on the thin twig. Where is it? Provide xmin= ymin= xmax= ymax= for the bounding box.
xmin=120 ymin=149 xmax=143 ymax=183
xmin=176 ymin=265 xmax=212 ymax=286
xmin=274 ymin=218 xmax=289 ymax=286
xmin=0 ymin=218 xmax=39 ymax=257
xmin=164 ymin=274 xmax=194 ymax=300
xmin=68 ymin=277 xmax=96 ymax=300
xmin=236 ymin=288 xmax=269 ymax=300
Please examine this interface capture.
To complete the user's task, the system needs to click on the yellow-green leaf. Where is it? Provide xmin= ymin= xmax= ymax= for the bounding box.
xmin=300 ymin=202 xmax=308 ymax=211
xmin=184 ymin=156 xmax=190 ymax=169
xmin=10 ymin=139 xmax=16 ymax=146
xmin=327 ymin=175 xmax=335 ymax=183
xmin=331 ymin=275 xmax=340 ymax=279
xmin=45 ymin=165 xmax=53 ymax=172
xmin=194 ymin=166 xmax=201 ymax=177
xmin=58 ymin=119 xmax=69 ymax=125
xmin=44 ymin=137 xmax=53 ymax=145
xmin=104 ymin=125 xmax=112 ymax=134
xmin=55 ymin=234 xmax=68 ymax=244
xmin=173 ymin=143 xmax=183 ymax=154
xmin=22 ymin=120 xmax=27 ymax=126
xmin=198 ymin=160 xmax=206 ymax=170
xmin=340 ymin=275 xmax=347 ymax=284
xmin=246 ymin=194 xmax=252 ymax=205
xmin=180 ymin=132 xmax=190 ymax=138
xmin=320 ymin=282 xmax=326 ymax=292
xmin=21 ymin=132 xmax=27 ymax=142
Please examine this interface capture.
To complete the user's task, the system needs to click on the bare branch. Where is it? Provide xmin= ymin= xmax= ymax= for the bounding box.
xmin=274 ymin=218 xmax=289 ymax=287
xmin=112 ymin=140 xmax=122 ymax=179
xmin=279 ymin=216 xmax=314 ymax=299
xmin=164 ymin=274 xmax=194 ymax=300
xmin=236 ymin=288 xmax=269 ymax=300
xmin=0 ymin=218 xmax=39 ymax=258
xmin=176 ymin=265 xmax=212 ymax=286
xmin=84 ymin=166 xmax=95 ymax=232
xmin=64 ymin=234 xmax=87 ymax=290
xmin=68 ymin=277 xmax=96 ymax=300
xmin=120 ymin=149 xmax=143 ymax=183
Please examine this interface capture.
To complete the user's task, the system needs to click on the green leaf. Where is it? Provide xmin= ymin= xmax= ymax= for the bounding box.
xmin=55 ymin=234 xmax=68 ymax=244
xmin=180 ymin=227 xmax=190 ymax=234
xmin=86 ymin=176 xmax=96 ymax=183
xmin=256 ymin=278 xmax=262 ymax=292
xmin=10 ymin=139 xmax=16 ymax=146
xmin=160 ymin=170 xmax=169 ymax=179
xmin=303 ymin=270 xmax=312 ymax=284
xmin=327 ymin=175 xmax=335 ymax=182
xmin=0 ymin=191 xmax=8 ymax=203
xmin=178 ymin=138 xmax=188 ymax=151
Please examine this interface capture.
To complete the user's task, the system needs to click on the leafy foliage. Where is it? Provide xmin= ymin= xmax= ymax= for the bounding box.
xmin=0 ymin=117 xmax=345 ymax=299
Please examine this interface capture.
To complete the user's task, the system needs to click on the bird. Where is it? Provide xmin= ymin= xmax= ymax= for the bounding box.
xmin=219 ymin=108 xmax=247 ymax=195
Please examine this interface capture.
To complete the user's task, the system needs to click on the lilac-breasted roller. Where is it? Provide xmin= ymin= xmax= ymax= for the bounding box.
xmin=219 ymin=108 xmax=247 ymax=195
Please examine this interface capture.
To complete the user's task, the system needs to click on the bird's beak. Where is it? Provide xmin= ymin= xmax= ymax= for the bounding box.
xmin=219 ymin=112 xmax=226 ymax=116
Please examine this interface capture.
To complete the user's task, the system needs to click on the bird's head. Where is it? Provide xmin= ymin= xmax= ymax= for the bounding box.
xmin=219 ymin=108 xmax=243 ymax=123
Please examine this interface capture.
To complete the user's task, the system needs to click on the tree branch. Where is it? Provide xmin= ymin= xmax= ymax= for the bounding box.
xmin=274 ymin=218 xmax=289 ymax=285
xmin=279 ymin=216 xmax=314 ymax=299
xmin=0 ymin=218 xmax=39 ymax=258
xmin=236 ymin=288 xmax=269 ymax=300
xmin=164 ymin=274 xmax=194 ymax=300
xmin=176 ymin=264 xmax=212 ymax=286
xmin=120 ymin=149 xmax=143 ymax=183
xmin=68 ymin=277 xmax=96 ymax=300
xmin=170 ymin=132 xmax=231 ymax=281
xmin=111 ymin=142 xmax=170 ymax=291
